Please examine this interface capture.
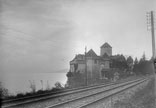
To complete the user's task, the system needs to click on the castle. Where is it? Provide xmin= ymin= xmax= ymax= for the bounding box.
xmin=66 ymin=42 xmax=119 ymax=87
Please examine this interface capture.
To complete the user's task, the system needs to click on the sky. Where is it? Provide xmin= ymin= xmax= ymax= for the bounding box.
xmin=0 ymin=0 xmax=156 ymax=93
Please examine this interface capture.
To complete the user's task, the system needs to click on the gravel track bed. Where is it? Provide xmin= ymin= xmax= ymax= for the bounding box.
xmin=82 ymin=78 xmax=149 ymax=108
xmin=53 ymin=80 xmax=143 ymax=108
xmin=10 ymin=82 xmax=119 ymax=108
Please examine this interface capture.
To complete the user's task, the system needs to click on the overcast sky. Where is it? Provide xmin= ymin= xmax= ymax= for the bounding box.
xmin=0 ymin=0 xmax=156 ymax=93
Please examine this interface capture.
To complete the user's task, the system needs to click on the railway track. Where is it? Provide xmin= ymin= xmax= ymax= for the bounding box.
xmin=1 ymin=77 xmax=135 ymax=107
xmin=2 ymin=76 xmax=148 ymax=108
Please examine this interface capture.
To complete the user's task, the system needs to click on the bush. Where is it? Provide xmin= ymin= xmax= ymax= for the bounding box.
xmin=54 ymin=82 xmax=64 ymax=89
xmin=0 ymin=82 xmax=9 ymax=99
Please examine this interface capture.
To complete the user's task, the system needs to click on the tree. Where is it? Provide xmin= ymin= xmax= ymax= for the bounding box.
xmin=66 ymin=71 xmax=73 ymax=77
xmin=0 ymin=82 xmax=9 ymax=98
xmin=133 ymin=54 xmax=154 ymax=75
xmin=134 ymin=57 xmax=138 ymax=65
xmin=104 ymin=70 xmax=114 ymax=80
xmin=54 ymin=82 xmax=63 ymax=89
xmin=40 ymin=80 xmax=43 ymax=90
xmin=127 ymin=56 xmax=133 ymax=65
xmin=140 ymin=53 xmax=146 ymax=62
xmin=133 ymin=57 xmax=139 ymax=75
xmin=46 ymin=81 xmax=50 ymax=90
xmin=111 ymin=54 xmax=128 ymax=70
xmin=127 ymin=56 xmax=134 ymax=72
xmin=29 ymin=80 xmax=36 ymax=93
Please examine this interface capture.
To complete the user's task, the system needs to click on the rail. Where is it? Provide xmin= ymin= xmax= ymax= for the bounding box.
xmin=2 ymin=76 xmax=148 ymax=108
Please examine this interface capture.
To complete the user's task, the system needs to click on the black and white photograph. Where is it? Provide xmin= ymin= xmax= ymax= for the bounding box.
xmin=0 ymin=0 xmax=156 ymax=108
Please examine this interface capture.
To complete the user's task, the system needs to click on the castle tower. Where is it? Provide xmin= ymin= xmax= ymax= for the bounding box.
xmin=100 ymin=42 xmax=112 ymax=56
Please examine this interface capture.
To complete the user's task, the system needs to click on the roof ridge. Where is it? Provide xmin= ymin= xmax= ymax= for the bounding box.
xmin=86 ymin=49 xmax=97 ymax=57
xmin=101 ymin=42 xmax=112 ymax=48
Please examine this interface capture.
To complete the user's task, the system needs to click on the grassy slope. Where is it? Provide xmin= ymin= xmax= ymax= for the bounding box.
xmin=114 ymin=76 xmax=156 ymax=108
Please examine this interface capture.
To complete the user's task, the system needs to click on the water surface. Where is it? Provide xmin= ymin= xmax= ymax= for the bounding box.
xmin=2 ymin=72 xmax=67 ymax=95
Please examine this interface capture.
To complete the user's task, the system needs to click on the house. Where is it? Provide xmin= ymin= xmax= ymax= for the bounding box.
xmin=67 ymin=42 xmax=113 ymax=86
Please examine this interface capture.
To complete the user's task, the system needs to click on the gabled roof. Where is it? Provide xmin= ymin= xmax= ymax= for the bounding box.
xmin=70 ymin=54 xmax=85 ymax=64
xmin=101 ymin=42 xmax=112 ymax=48
xmin=75 ymin=54 xmax=85 ymax=60
xmin=86 ymin=49 xmax=97 ymax=57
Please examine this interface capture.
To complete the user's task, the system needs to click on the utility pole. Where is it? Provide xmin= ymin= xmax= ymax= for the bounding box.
xmin=85 ymin=46 xmax=88 ymax=86
xmin=147 ymin=11 xmax=155 ymax=59
xmin=147 ymin=11 xmax=156 ymax=74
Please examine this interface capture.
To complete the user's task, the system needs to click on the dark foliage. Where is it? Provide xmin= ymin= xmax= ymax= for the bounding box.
xmin=109 ymin=54 xmax=134 ymax=78
xmin=105 ymin=70 xmax=114 ymax=79
xmin=0 ymin=82 xmax=9 ymax=99
xmin=133 ymin=54 xmax=155 ymax=75
xmin=111 ymin=54 xmax=129 ymax=70
xmin=66 ymin=71 xmax=73 ymax=77
xmin=2 ymin=84 xmax=63 ymax=100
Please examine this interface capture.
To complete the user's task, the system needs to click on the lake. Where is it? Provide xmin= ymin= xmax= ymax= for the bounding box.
xmin=2 ymin=73 xmax=67 ymax=95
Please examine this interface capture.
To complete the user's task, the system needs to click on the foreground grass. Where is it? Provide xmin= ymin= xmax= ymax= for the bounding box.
xmin=114 ymin=76 xmax=155 ymax=108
